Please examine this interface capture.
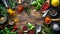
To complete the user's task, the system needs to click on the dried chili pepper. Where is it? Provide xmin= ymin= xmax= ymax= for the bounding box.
xmin=41 ymin=2 xmax=50 ymax=13
xmin=28 ymin=30 xmax=35 ymax=34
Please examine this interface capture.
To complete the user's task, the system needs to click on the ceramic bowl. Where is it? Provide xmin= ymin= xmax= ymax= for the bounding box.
xmin=0 ymin=14 xmax=7 ymax=24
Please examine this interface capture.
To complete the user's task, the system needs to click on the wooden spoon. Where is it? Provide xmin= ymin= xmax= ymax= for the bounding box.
xmin=44 ymin=16 xmax=60 ymax=24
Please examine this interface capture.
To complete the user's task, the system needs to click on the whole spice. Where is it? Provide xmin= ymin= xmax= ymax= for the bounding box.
xmin=28 ymin=30 xmax=35 ymax=34
xmin=23 ymin=26 xmax=28 ymax=32
xmin=14 ymin=18 xmax=19 ymax=23
xmin=41 ymin=2 xmax=50 ymax=13
xmin=49 ymin=9 xmax=57 ymax=17
xmin=41 ymin=0 xmax=50 ymax=13
xmin=7 ymin=8 xmax=16 ymax=17
xmin=2 ymin=0 xmax=16 ymax=17
xmin=20 ymin=29 xmax=24 ymax=34
xmin=12 ymin=25 xmax=18 ymax=32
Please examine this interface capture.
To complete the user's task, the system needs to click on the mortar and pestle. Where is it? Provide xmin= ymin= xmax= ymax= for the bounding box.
xmin=0 ymin=14 xmax=7 ymax=25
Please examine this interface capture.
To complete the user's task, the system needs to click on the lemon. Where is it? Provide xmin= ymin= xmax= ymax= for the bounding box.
xmin=51 ymin=0 xmax=59 ymax=7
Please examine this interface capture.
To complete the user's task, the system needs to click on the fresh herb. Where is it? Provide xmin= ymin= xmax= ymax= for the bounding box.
xmin=42 ymin=24 xmax=54 ymax=34
xmin=0 ymin=4 xmax=8 ymax=14
xmin=0 ymin=27 xmax=16 ymax=34
xmin=31 ymin=0 xmax=44 ymax=11
xmin=25 ymin=8 xmax=30 ymax=15
xmin=7 ymin=0 xmax=16 ymax=9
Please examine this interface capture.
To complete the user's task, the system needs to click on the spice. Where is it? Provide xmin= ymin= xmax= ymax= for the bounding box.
xmin=7 ymin=8 xmax=16 ymax=17
xmin=45 ymin=16 xmax=51 ymax=24
xmin=8 ymin=20 xmax=14 ymax=25
xmin=49 ymin=9 xmax=57 ymax=17
xmin=12 ymin=25 xmax=18 ymax=32
xmin=14 ymin=18 xmax=19 ymax=23
xmin=41 ymin=2 xmax=50 ymax=13
xmin=23 ymin=26 xmax=28 ymax=32
xmin=17 ymin=5 xmax=23 ymax=11
xmin=28 ymin=30 xmax=35 ymax=34
xmin=17 ymin=5 xmax=23 ymax=14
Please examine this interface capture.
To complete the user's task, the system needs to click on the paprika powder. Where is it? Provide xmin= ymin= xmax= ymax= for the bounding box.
xmin=44 ymin=16 xmax=51 ymax=24
xmin=17 ymin=5 xmax=23 ymax=14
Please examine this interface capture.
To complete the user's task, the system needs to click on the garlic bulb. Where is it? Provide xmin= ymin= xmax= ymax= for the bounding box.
xmin=52 ymin=23 xmax=60 ymax=31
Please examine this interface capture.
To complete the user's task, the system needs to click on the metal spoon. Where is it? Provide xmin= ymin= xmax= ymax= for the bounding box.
xmin=36 ymin=25 xmax=41 ymax=34
xmin=2 ymin=0 xmax=8 ymax=8
xmin=43 ymin=10 xmax=49 ymax=17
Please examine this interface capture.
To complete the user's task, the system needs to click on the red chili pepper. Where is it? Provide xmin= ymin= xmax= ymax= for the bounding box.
xmin=11 ymin=29 xmax=16 ymax=32
xmin=13 ymin=25 xmax=18 ymax=29
xmin=11 ymin=25 xmax=18 ymax=32
xmin=41 ymin=2 xmax=50 ymax=13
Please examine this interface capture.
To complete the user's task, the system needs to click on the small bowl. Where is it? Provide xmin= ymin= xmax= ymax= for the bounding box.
xmin=49 ymin=8 xmax=58 ymax=17
xmin=0 ymin=14 xmax=7 ymax=24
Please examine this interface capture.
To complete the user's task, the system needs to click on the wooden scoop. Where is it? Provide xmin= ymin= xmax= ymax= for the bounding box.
xmin=44 ymin=16 xmax=60 ymax=24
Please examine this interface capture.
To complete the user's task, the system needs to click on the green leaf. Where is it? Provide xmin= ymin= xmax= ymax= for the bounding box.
xmin=35 ymin=3 xmax=41 ymax=11
xmin=31 ymin=1 xmax=37 ymax=6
